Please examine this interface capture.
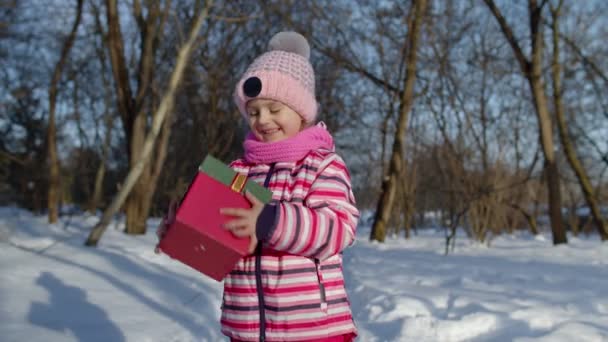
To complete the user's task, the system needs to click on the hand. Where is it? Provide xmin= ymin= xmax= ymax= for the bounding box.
xmin=155 ymin=200 xmax=178 ymax=254
xmin=220 ymin=191 xmax=264 ymax=254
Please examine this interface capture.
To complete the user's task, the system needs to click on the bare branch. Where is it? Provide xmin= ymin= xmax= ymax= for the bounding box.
xmin=482 ymin=0 xmax=531 ymax=74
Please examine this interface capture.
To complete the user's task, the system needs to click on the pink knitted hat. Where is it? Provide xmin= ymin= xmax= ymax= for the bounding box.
xmin=234 ymin=31 xmax=318 ymax=123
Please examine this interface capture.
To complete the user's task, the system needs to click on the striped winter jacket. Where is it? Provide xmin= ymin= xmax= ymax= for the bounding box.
xmin=221 ymin=148 xmax=360 ymax=342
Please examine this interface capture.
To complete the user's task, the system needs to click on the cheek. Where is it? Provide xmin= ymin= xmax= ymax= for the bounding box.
xmin=294 ymin=120 xmax=306 ymax=132
xmin=248 ymin=120 xmax=261 ymax=136
xmin=286 ymin=122 xmax=303 ymax=136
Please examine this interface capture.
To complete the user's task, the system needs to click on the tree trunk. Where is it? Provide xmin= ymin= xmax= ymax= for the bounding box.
xmin=550 ymin=3 xmax=608 ymax=241
xmin=88 ymin=109 xmax=113 ymax=213
xmin=86 ymin=1 xmax=212 ymax=246
xmin=370 ymin=0 xmax=426 ymax=242
xmin=124 ymin=111 xmax=149 ymax=234
xmin=509 ymin=202 xmax=538 ymax=235
xmin=528 ymin=72 xmax=567 ymax=244
xmin=484 ymin=0 xmax=567 ymax=244
xmin=87 ymin=0 xmax=113 ymax=214
xmin=102 ymin=0 xmax=170 ymax=234
xmin=123 ymin=91 xmax=172 ymax=234
xmin=89 ymin=161 xmax=106 ymax=213
xmin=47 ymin=0 xmax=84 ymax=223
xmin=47 ymin=98 xmax=59 ymax=223
xmin=401 ymin=163 xmax=416 ymax=239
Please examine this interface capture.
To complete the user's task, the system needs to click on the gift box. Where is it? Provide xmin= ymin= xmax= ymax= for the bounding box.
xmin=158 ymin=155 xmax=272 ymax=281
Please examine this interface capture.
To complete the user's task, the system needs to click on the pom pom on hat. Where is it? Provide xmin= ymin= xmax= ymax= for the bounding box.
xmin=268 ymin=31 xmax=311 ymax=59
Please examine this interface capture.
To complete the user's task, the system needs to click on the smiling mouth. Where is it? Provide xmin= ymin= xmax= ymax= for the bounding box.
xmin=260 ymin=128 xmax=280 ymax=135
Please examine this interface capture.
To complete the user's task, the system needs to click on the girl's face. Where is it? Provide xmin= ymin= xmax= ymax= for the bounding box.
xmin=246 ymin=99 xmax=305 ymax=143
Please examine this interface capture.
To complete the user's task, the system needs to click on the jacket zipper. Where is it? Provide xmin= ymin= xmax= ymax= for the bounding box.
xmin=314 ymin=258 xmax=328 ymax=313
xmin=256 ymin=163 xmax=275 ymax=342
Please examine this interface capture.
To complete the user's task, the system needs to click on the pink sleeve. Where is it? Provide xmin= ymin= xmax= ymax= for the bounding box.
xmin=262 ymin=155 xmax=359 ymax=261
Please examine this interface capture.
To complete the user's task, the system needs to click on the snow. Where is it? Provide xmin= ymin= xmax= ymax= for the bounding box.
xmin=1 ymin=205 xmax=607 ymax=341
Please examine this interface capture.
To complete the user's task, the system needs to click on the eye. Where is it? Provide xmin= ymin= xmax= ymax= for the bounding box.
xmin=249 ymin=111 xmax=259 ymax=117
xmin=270 ymin=107 xmax=281 ymax=113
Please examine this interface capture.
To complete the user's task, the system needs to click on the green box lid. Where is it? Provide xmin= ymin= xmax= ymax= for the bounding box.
xmin=198 ymin=155 xmax=272 ymax=204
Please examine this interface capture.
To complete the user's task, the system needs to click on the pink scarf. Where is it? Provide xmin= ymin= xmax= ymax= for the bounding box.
xmin=243 ymin=122 xmax=334 ymax=164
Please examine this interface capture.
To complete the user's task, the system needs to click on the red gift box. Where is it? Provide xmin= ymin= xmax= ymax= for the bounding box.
xmin=158 ymin=155 xmax=272 ymax=281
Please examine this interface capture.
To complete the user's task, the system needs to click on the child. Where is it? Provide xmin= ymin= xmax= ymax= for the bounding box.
xmin=159 ymin=31 xmax=359 ymax=342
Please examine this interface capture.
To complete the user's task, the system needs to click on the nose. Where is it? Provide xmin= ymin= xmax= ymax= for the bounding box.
xmin=257 ymin=108 xmax=271 ymax=124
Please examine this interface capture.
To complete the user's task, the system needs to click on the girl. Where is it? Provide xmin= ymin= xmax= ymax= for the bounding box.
xmin=160 ymin=31 xmax=359 ymax=342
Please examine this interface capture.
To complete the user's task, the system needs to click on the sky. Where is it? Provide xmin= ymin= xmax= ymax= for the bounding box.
xmin=0 ymin=206 xmax=607 ymax=342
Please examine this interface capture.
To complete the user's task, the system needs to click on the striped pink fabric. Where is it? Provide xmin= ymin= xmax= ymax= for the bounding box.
xmin=221 ymin=149 xmax=360 ymax=341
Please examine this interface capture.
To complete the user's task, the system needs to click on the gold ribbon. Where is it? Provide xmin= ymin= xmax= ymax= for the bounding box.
xmin=230 ymin=173 xmax=247 ymax=193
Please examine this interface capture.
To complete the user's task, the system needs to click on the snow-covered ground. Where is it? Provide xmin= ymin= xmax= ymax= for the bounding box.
xmin=0 ymin=206 xmax=607 ymax=341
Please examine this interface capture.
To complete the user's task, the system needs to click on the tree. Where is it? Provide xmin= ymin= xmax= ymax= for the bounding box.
xmin=103 ymin=0 xmax=179 ymax=234
xmin=86 ymin=0 xmax=115 ymax=213
xmin=47 ymin=0 xmax=83 ymax=223
xmin=549 ymin=1 xmax=608 ymax=240
xmin=86 ymin=1 xmax=212 ymax=246
xmin=483 ymin=0 xmax=567 ymax=244
xmin=370 ymin=0 xmax=427 ymax=242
